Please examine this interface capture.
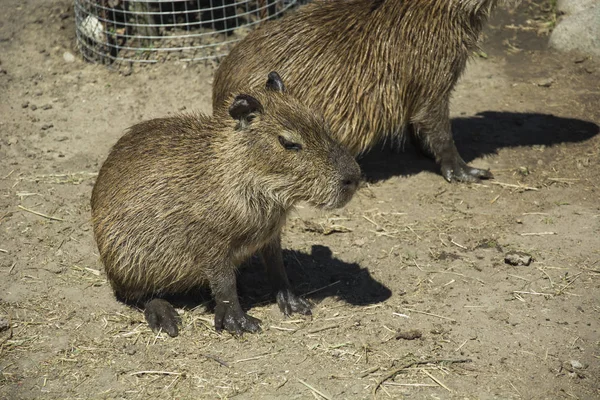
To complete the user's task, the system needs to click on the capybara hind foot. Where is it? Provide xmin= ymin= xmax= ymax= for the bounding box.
xmin=214 ymin=303 xmax=262 ymax=335
xmin=441 ymin=157 xmax=493 ymax=183
xmin=144 ymin=298 xmax=180 ymax=337
xmin=276 ymin=288 xmax=312 ymax=316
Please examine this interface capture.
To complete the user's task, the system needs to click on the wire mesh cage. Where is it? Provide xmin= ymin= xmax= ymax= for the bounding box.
xmin=74 ymin=0 xmax=298 ymax=64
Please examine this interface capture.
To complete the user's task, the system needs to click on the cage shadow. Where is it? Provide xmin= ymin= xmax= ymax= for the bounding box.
xmin=359 ymin=111 xmax=599 ymax=182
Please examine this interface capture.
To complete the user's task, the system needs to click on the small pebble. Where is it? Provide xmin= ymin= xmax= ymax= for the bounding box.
xmin=534 ymin=77 xmax=554 ymax=87
xmin=0 ymin=318 xmax=9 ymax=332
xmin=570 ymin=360 xmax=584 ymax=370
xmin=63 ymin=51 xmax=75 ymax=63
xmin=395 ymin=329 xmax=422 ymax=340
xmin=563 ymin=360 xmax=587 ymax=378
xmin=42 ymin=104 xmax=53 ymax=110
xmin=30 ymin=104 xmax=38 ymax=111
xmin=504 ymin=252 xmax=533 ymax=266
xmin=41 ymin=124 xmax=54 ymax=130
xmin=21 ymin=101 xmax=29 ymax=108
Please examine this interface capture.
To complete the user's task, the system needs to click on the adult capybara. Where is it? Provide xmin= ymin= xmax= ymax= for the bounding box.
xmin=91 ymin=72 xmax=361 ymax=336
xmin=213 ymin=0 xmax=503 ymax=183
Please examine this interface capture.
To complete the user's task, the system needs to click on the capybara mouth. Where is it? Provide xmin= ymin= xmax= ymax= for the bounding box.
xmin=312 ymin=189 xmax=357 ymax=210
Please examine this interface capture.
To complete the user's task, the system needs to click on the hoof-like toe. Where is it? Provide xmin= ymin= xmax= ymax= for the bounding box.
xmin=214 ymin=303 xmax=262 ymax=336
xmin=276 ymin=289 xmax=312 ymax=316
xmin=144 ymin=298 xmax=180 ymax=337
xmin=441 ymin=159 xmax=493 ymax=183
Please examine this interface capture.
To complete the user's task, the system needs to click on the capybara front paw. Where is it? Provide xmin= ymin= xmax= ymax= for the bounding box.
xmin=441 ymin=159 xmax=493 ymax=183
xmin=214 ymin=303 xmax=261 ymax=335
xmin=276 ymin=288 xmax=312 ymax=316
xmin=144 ymin=298 xmax=180 ymax=337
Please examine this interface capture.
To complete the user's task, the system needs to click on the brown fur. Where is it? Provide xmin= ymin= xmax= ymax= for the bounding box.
xmin=213 ymin=0 xmax=505 ymax=182
xmin=91 ymin=76 xmax=361 ymax=335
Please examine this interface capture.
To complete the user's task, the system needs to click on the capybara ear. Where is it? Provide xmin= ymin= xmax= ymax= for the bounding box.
xmin=266 ymin=71 xmax=285 ymax=92
xmin=229 ymin=94 xmax=264 ymax=123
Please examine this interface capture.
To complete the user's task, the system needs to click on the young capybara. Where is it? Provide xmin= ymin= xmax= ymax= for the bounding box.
xmin=91 ymin=72 xmax=361 ymax=337
xmin=213 ymin=0 xmax=502 ymax=183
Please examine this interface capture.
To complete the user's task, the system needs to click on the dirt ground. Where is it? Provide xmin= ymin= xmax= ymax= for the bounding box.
xmin=1 ymin=1 xmax=599 ymax=399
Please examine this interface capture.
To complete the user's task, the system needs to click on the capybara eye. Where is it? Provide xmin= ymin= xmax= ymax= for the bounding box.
xmin=278 ymin=135 xmax=302 ymax=151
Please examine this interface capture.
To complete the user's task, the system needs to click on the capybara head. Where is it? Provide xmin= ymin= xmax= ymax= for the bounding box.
xmin=221 ymin=72 xmax=361 ymax=209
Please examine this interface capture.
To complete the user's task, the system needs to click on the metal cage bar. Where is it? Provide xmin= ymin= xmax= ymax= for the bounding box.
xmin=74 ymin=0 xmax=297 ymax=64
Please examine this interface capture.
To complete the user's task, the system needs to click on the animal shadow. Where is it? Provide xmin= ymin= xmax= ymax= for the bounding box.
xmin=165 ymin=245 xmax=391 ymax=314
xmin=360 ymin=112 xmax=599 ymax=182
xmin=239 ymin=245 xmax=392 ymax=307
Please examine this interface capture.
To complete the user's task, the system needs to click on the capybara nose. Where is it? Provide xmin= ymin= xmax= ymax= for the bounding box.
xmin=341 ymin=175 xmax=360 ymax=192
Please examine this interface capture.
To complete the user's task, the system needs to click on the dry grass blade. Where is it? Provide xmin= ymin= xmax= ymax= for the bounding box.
xmin=556 ymin=272 xmax=583 ymax=296
xmin=129 ymin=370 xmax=183 ymax=376
xmin=17 ymin=205 xmax=65 ymax=221
xmin=454 ymin=339 xmax=469 ymax=352
xmin=359 ymin=366 xmax=380 ymax=378
xmin=488 ymin=181 xmax=539 ymax=191
xmin=403 ymin=308 xmax=456 ymax=322
xmin=450 ymin=238 xmax=467 ymax=249
xmin=18 ymin=171 xmax=98 ymax=185
xmin=422 ymin=369 xmax=451 ymax=392
xmin=581 ymin=267 xmax=600 ymax=274
xmin=302 ymin=280 xmax=340 ymax=297
xmin=513 ymin=290 xmax=553 ymax=296
xmin=372 ymin=358 xmax=471 ymax=398
xmin=383 ymin=382 xmax=437 ymax=387
xmin=547 ymin=178 xmax=579 ymax=184
xmin=298 ymin=379 xmax=332 ymax=400
xmin=537 ymin=268 xmax=555 ymax=287
xmin=520 ymin=232 xmax=556 ymax=236
xmin=200 ymin=353 xmax=230 ymax=368
xmin=234 ymin=351 xmax=279 ymax=364
xmin=84 ymin=267 xmax=101 ymax=276
xmin=307 ymin=324 xmax=338 ymax=334
xmin=270 ymin=325 xmax=297 ymax=332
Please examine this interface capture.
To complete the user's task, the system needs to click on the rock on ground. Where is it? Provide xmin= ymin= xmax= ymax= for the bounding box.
xmin=557 ymin=0 xmax=597 ymax=15
xmin=550 ymin=2 xmax=600 ymax=57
